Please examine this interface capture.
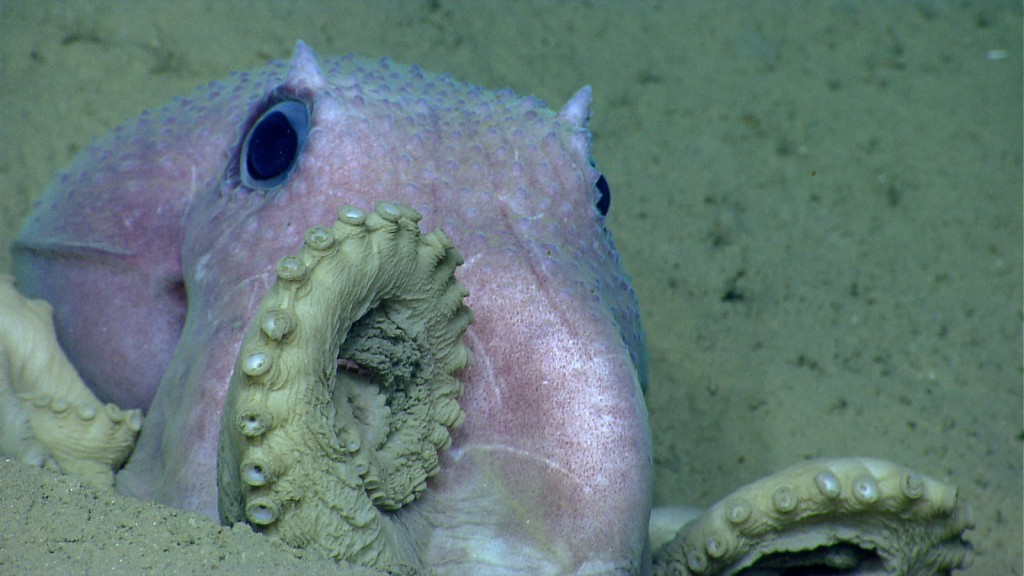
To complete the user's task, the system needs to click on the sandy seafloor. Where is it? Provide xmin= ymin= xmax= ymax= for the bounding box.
xmin=0 ymin=2 xmax=1020 ymax=574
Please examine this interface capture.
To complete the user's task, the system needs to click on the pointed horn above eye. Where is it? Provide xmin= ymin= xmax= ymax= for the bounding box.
xmin=558 ymin=86 xmax=593 ymax=131
xmin=285 ymin=40 xmax=326 ymax=92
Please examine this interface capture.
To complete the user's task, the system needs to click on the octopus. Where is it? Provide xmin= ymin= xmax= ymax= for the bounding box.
xmin=0 ymin=42 xmax=972 ymax=575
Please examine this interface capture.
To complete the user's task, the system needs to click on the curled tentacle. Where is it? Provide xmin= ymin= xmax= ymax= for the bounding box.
xmin=0 ymin=275 xmax=142 ymax=490
xmin=653 ymin=457 xmax=973 ymax=575
xmin=217 ymin=203 xmax=472 ymax=571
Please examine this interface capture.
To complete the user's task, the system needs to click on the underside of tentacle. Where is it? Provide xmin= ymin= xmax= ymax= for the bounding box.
xmin=652 ymin=457 xmax=973 ymax=576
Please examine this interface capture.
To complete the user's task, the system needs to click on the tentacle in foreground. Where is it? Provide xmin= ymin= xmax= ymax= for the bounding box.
xmin=0 ymin=275 xmax=142 ymax=490
xmin=217 ymin=203 xmax=473 ymax=572
xmin=653 ymin=457 xmax=973 ymax=576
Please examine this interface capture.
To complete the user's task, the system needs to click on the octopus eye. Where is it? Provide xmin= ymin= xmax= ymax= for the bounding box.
xmin=589 ymin=157 xmax=611 ymax=217
xmin=595 ymin=173 xmax=611 ymax=216
xmin=240 ymin=99 xmax=310 ymax=190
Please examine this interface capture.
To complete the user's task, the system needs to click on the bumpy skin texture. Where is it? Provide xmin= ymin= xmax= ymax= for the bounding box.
xmin=12 ymin=42 xmax=651 ymax=574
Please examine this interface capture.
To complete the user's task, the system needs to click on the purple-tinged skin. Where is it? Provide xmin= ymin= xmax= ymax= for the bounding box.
xmin=13 ymin=42 xmax=651 ymax=574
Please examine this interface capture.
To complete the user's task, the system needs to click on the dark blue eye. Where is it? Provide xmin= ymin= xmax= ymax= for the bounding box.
xmin=595 ymin=174 xmax=611 ymax=216
xmin=240 ymin=100 xmax=309 ymax=189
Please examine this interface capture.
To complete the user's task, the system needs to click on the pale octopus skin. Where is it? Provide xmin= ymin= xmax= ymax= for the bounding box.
xmin=3 ymin=43 xmax=972 ymax=575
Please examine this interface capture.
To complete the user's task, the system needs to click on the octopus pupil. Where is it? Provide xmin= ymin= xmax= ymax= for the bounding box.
xmin=240 ymin=99 xmax=310 ymax=189
xmin=246 ymin=110 xmax=297 ymax=181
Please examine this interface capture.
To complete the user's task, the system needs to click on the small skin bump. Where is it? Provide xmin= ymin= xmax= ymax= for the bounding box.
xmin=936 ymin=485 xmax=961 ymax=515
xmin=686 ymin=547 xmax=708 ymax=573
xmin=376 ymin=202 xmax=403 ymax=222
xmin=815 ymin=470 xmax=842 ymax=499
xmin=276 ymin=256 xmax=307 ymax=282
xmin=352 ymin=454 xmax=370 ymax=477
xmin=246 ymin=496 xmax=280 ymax=526
xmin=337 ymin=205 xmax=366 ymax=225
xmin=852 ymin=474 xmax=879 ymax=504
xmin=344 ymin=433 xmax=361 ymax=453
xmin=771 ymin=485 xmax=798 ymax=513
xmin=725 ymin=499 xmax=752 ymax=525
xmin=241 ymin=460 xmax=273 ymax=487
xmin=354 ymin=503 xmax=379 ymax=528
xmin=238 ymin=411 xmax=272 ymax=437
xmin=242 ymin=352 xmax=271 ymax=377
xmin=260 ymin=309 xmax=293 ymax=341
xmin=901 ymin=472 xmax=925 ymax=500
xmin=103 ymin=403 xmax=122 ymax=422
xmin=395 ymin=203 xmax=422 ymax=222
xmin=304 ymin=226 xmax=335 ymax=251
xmin=704 ymin=535 xmax=727 ymax=559
xmin=76 ymin=403 xmax=97 ymax=420
xmin=126 ymin=411 xmax=143 ymax=432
